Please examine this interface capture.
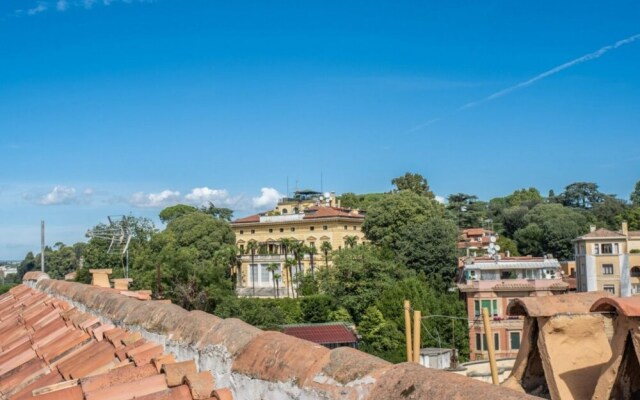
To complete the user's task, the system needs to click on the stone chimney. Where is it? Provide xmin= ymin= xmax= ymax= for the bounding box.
xmin=622 ymin=221 xmax=629 ymax=236
xmin=590 ymin=224 xmax=597 ymax=233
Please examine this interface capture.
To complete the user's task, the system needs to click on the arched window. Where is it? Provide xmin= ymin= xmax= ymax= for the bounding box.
xmin=631 ymin=267 xmax=640 ymax=277
xmin=282 ymin=208 xmax=288 ymax=214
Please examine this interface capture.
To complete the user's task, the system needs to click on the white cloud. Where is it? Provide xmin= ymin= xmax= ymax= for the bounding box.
xmin=183 ymin=187 xmax=244 ymax=208
xmin=56 ymin=0 xmax=68 ymax=11
xmin=252 ymin=187 xmax=283 ymax=209
xmin=435 ymin=195 xmax=445 ymax=204
xmin=27 ymin=3 xmax=47 ymax=15
xmin=38 ymin=186 xmax=77 ymax=205
xmin=129 ymin=190 xmax=181 ymax=208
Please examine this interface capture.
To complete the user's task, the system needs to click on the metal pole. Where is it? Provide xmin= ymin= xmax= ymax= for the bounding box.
xmin=404 ymin=300 xmax=412 ymax=362
xmin=40 ymin=221 xmax=45 ymax=272
xmin=413 ymin=310 xmax=421 ymax=363
xmin=482 ymin=308 xmax=500 ymax=384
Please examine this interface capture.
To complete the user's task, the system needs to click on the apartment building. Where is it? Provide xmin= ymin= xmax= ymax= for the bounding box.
xmin=574 ymin=222 xmax=640 ymax=296
xmin=457 ymin=256 xmax=567 ymax=360
xmin=230 ymin=190 xmax=365 ymax=297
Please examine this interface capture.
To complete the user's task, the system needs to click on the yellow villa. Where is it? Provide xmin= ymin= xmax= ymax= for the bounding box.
xmin=574 ymin=222 xmax=640 ymax=296
xmin=230 ymin=190 xmax=365 ymax=297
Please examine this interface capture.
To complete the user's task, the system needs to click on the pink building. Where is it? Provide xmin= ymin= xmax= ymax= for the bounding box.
xmin=457 ymin=256 xmax=567 ymax=360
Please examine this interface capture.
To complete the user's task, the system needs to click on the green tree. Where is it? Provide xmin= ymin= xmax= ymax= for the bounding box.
xmin=496 ymin=236 xmax=519 ymax=256
xmin=159 ymin=204 xmax=198 ymax=224
xmin=18 ymin=252 xmax=37 ymax=280
xmin=363 ymin=190 xmax=444 ymax=252
xmin=306 ymin=245 xmax=318 ymax=277
xmin=317 ymin=245 xmax=408 ymax=323
xmin=267 ymin=262 xmax=280 ymax=298
xmin=300 ymin=294 xmax=338 ymax=323
xmin=320 ymin=241 xmax=332 ymax=269
xmin=506 ymin=188 xmax=543 ymax=208
xmin=395 ymin=217 xmax=458 ymax=290
xmin=344 ymin=235 xmax=358 ymax=249
xmin=200 ymin=202 xmax=234 ymax=221
xmin=514 ymin=204 xmax=588 ymax=259
xmin=446 ymin=193 xmax=487 ymax=228
xmin=358 ymin=306 xmax=405 ymax=360
xmin=560 ymin=182 xmax=605 ymax=209
xmin=592 ymin=195 xmax=628 ymax=230
xmin=132 ymin=210 xmax=235 ymax=311
xmin=391 ymin=172 xmax=435 ymax=198
xmin=632 ymin=181 xmax=640 ymax=206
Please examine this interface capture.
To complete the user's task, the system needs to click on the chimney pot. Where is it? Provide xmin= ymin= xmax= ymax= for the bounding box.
xmin=590 ymin=225 xmax=597 ymax=233
xmin=622 ymin=221 xmax=629 ymax=236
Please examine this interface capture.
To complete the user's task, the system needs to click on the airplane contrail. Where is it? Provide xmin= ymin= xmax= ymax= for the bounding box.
xmin=408 ymin=33 xmax=640 ymax=132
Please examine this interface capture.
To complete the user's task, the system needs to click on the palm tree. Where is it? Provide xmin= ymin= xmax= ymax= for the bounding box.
xmin=320 ymin=241 xmax=333 ymax=269
xmin=273 ymin=272 xmax=281 ymax=298
xmin=306 ymin=245 xmax=318 ymax=277
xmin=284 ymin=257 xmax=297 ymax=298
xmin=246 ymin=240 xmax=258 ymax=297
xmin=345 ymin=235 xmax=358 ymax=249
xmin=267 ymin=262 xmax=279 ymax=298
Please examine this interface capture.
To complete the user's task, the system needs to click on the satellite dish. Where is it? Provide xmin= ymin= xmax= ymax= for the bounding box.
xmin=495 ymin=245 xmax=501 ymax=251
xmin=490 ymin=236 xmax=497 ymax=243
xmin=460 ymin=206 xmax=467 ymax=212
xmin=319 ymin=196 xmax=324 ymax=201
xmin=489 ymin=243 xmax=495 ymax=249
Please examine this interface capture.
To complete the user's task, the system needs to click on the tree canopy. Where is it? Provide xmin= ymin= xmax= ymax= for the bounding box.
xmin=391 ymin=172 xmax=435 ymax=198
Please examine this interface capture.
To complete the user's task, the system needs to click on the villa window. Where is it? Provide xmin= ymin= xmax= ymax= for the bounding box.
xmin=240 ymin=230 xmax=244 ymax=235
xmin=601 ymin=244 xmax=613 ymax=254
xmin=632 ymin=267 xmax=640 ymax=277
xmin=475 ymin=333 xmax=500 ymax=352
xmin=510 ymin=332 xmax=521 ymax=350
xmin=603 ymin=285 xmax=616 ymax=295
xmin=291 ymin=227 xmax=295 ymax=232
xmin=279 ymin=228 xmax=284 ymax=233
xmin=344 ymin=225 xmax=348 ymax=230
xmin=282 ymin=208 xmax=288 ymax=214
xmin=323 ymin=225 xmax=328 ymax=230
xmin=474 ymin=299 xmax=499 ymax=317
xmin=603 ymin=264 xmax=614 ymax=275
xmin=633 ymin=284 xmax=640 ymax=295
xmin=251 ymin=229 xmax=255 ymax=234
xmin=269 ymin=228 xmax=273 ymax=233
xmin=310 ymin=226 xmax=315 ymax=231
xmin=593 ymin=244 xmax=600 ymax=255
xmin=353 ymin=226 xmax=357 ymax=230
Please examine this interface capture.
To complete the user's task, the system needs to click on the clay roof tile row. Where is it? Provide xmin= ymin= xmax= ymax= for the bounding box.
xmin=10 ymin=274 xmax=536 ymax=400
xmin=0 ymin=284 xmax=232 ymax=400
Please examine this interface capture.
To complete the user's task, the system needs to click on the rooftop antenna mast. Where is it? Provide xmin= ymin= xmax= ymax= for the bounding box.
xmin=86 ymin=215 xmax=133 ymax=278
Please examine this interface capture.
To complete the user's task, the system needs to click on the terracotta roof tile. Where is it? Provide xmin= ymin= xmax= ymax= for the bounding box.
xmin=84 ymin=373 xmax=168 ymax=400
xmin=184 ymin=371 xmax=215 ymax=399
xmin=232 ymin=331 xmax=330 ymax=383
xmin=134 ymin=385 xmax=194 ymax=400
xmin=508 ymin=292 xmax=610 ymax=317
xmin=590 ymin=296 xmax=640 ymax=317
xmin=80 ymin=363 xmax=159 ymax=393
xmin=28 ymin=384 xmax=84 ymax=400
xmin=163 ymin=360 xmax=197 ymax=387
xmin=282 ymin=323 xmax=357 ymax=345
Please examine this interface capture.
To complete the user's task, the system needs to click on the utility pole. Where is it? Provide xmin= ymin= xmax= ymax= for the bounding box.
xmin=40 ymin=221 xmax=45 ymax=272
xmin=413 ymin=310 xmax=421 ymax=363
xmin=482 ymin=308 xmax=500 ymax=385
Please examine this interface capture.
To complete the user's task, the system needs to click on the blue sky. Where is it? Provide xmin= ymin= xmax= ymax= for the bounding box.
xmin=1 ymin=0 xmax=639 ymax=259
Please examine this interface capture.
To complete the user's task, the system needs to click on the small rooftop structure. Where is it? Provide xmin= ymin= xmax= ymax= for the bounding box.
xmin=419 ymin=348 xmax=452 ymax=370
xmin=281 ymin=323 xmax=358 ymax=349
xmin=503 ymin=292 xmax=613 ymax=400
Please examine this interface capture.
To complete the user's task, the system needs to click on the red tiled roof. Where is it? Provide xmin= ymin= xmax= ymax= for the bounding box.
xmin=0 ymin=285 xmax=232 ymax=400
xmin=282 ymin=324 xmax=357 ymax=345
xmin=232 ymin=214 xmax=261 ymax=224
xmin=232 ymin=206 xmax=364 ymax=224
xmin=575 ymin=228 xmax=626 ymax=240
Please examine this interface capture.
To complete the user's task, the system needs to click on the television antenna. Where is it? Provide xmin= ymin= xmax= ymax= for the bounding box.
xmin=86 ymin=215 xmax=133 ymax=278
xmin=487 ymin=236 xmax=500 ymax=262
